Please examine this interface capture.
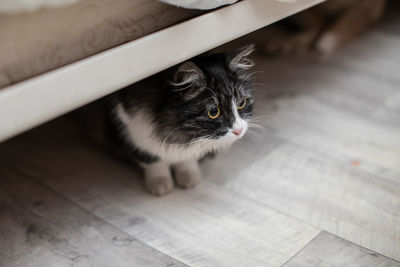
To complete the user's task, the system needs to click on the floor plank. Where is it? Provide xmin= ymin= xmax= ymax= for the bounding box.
xmin=203 ymin=138 xmax=400 ymax=260
xmin=284 ymin=231 xmax=400 ymax=267
xmin=201 ymin=18 xmax=400 ymax=261
xmin=333 ymin=30 xmax=400 ymax=84
xmin=0 ymin=129 xmax=319 ymax=267
xmin=259 ymin=55 xmax=400 ymax=127
xmin=254 ymin=90 xmax=400 ymax=182
xmin=0 ymin=166 xmax=184 ymax=267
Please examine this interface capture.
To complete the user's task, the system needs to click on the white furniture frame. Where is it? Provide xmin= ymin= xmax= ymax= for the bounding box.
xmin=0 ymin=0 xmax=323 ymax=142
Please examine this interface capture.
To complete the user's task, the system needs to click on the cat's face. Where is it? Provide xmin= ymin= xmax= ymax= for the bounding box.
xmin=164 ymin=45 xmax=255 ymax=146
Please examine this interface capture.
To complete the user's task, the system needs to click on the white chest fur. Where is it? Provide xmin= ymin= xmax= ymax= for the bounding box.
xmin=115 ymin=104 xmax=236 ymax=163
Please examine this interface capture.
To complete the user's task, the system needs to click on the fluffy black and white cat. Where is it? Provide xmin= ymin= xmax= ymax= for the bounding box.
xmin=108 ymin=45 xmax=255 ymax=196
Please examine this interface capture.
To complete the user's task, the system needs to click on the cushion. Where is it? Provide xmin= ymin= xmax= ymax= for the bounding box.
xmin=0 ymin=0 xmax=203 ymax=89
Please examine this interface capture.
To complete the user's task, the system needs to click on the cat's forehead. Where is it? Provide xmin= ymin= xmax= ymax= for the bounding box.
xmin=206 ymin=65 xmax=251 ymax=95
xmin=183 ymin=56 xmax=252 ymax=106
xmin=196 ymin=90 xmax=240 ymax=114
xmin=207 ymin=63 xmax=235 ymax=83
xmin=207 ymin=75 xmax=251 ymax=100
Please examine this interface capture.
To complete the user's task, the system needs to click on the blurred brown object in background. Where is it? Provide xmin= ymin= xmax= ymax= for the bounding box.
xmin=258 ymin=0 xmax=387 ymax=55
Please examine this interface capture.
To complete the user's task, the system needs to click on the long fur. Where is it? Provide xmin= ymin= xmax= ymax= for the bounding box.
xmin=108 ymin=45 xmax=254 ymax=163
xmin=106 ymin=45 xmax=255 ymax=195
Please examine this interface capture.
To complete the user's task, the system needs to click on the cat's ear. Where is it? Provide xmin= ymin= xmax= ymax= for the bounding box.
xmin=228 ymin=44 xmax=255 ymax=72
xmin=171 ymin=61 xmax=205 ymax=87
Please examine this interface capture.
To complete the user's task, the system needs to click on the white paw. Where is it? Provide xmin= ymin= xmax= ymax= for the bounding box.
xmin=145 ymin=176 xmax=174 ymax=196
xmin=174 ymin=161 xmax=202 ymax=189
xmin=142 ymin=161 xmax=173 ymax=196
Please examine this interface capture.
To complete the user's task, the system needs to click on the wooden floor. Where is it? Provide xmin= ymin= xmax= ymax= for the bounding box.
xmin=1 ymin=8 xmax=400 ymax=267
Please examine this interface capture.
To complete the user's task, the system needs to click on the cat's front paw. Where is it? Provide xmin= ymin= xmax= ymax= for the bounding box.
xmin=145 ymin=176 xmax=174 ymax=196
xmin=174 ymin=161 xmax=202 ymax=189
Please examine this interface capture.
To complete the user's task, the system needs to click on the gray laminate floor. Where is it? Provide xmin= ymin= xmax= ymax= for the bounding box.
xmin=1 ymin=6 xmax=400 ymax=267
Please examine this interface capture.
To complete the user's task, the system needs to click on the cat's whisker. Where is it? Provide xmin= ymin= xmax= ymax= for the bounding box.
xmin=249 ymin=115 xmax=269 ymax=123
xmin=161 ymin=125 xmax=183 ymax=147
xmin=244 ymin=130 xmax=263 ymax=143
xmin=248 ymin=123 xmax=264 ymax=131
xmin=187 ymin=137 xmax=213 ymax=152
xmin=253 ymin=124 xmax=275 ymax=140
xmin=262 ymin=83 xmax=280 ymax=92
xmin=249 ymin=88 xmax=262 ymax=93
xmin=246 ymin=134 xmax=261 ymax=144
xmin=245 ymin=70 xmax=264 ymax=80
xmin=246 ymin=127 xmax=264 ymax=138
xmin=247 ymin=122 xmax=274 ymax=141
xmin=249 ymin=82 xmax=266 ymax=88
xmin=203 ymin=87 xmax=218 ymax=99
xmin=248 ymin=114 xmax=272 ymax=121
xmin=238 ymin=71 xmax=263 ymax=90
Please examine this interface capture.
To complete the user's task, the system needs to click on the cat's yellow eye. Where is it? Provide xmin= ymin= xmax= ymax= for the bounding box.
xmin=238 ymin=99 xmax=247 ymax=110
xmin=207 ymin=107 xmax=220 ymax=119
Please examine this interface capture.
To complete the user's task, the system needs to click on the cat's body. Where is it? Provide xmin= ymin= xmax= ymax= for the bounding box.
xmin=107 ymin=46 xmax=255 ymax=196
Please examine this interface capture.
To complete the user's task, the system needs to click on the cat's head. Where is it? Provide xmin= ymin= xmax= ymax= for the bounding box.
xmin=164 ymin=45 xmax=255 ymax=147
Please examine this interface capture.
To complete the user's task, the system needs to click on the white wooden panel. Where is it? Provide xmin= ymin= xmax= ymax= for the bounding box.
xmin=0 ymin=0 xmax=324 ymax=143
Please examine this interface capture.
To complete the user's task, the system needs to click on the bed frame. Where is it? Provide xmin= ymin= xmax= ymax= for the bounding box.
xmin=0 ymin=0 xmax=323 ymax=142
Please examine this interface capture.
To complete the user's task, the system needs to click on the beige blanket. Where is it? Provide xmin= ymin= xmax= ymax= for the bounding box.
xmin=0 ymin=0 xmax=202 ymax=89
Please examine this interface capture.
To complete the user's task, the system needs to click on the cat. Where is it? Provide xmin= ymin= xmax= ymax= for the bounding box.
xmin=107 ymin=45 xmax=255 ymax=196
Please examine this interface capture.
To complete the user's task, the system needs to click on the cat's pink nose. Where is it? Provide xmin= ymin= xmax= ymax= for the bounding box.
xmin=232 ymin=128 xmax=243 ymax=136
